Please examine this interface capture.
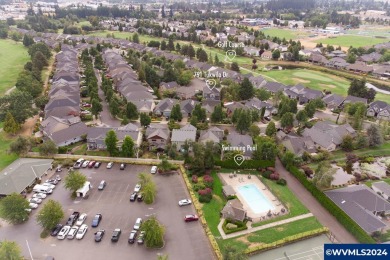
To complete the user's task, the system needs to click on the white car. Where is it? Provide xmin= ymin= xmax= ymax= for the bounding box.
xmin=57 ymin=225 xmax=71 ymax=240
xmin=106 ymin=162 xmax=114 ymax=169
xmin=67 ymin=226 xmax=79 ymax=239
xmin=29 ymin=203 xmax=38 ymax=209
xmin=76 ymin=224 xmax=88 ymax=240
xmin=81 ymin=160 xmax=90 ymax=168
xmin=76 ymin=213 xmax=87 ymax=226
xmin=33 ymin=193 xmax=47 ymax=199
xmin=42 ymin=183 xmax=55 ymax=189
xmin=133 ymin=218 xmax=142 ymax=230
xmin=29 ymin=198 xmax=42 ymax=204
xmin=151 ymin=166 xmax=157 ymax=174
xmin=178 ymin=199 xmax=192 ymax=206
xmin=134 ymin=184 xmax=141 ymax=193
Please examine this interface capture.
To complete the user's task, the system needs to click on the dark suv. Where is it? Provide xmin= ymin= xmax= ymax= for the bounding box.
xmin=111 ymin=228 xmax=121 ymax=242
xmin=66 ymin=212 xmax=80 ymax=226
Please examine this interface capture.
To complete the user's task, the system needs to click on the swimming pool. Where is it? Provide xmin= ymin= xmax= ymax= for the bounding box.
xmin=238 ymin=184 xmax=275 ymax=214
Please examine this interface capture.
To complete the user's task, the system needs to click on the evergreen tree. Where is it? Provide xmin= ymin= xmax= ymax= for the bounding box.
xmin=126 ymin=102 xmax=139 ymax=120
xmin=230 ymin=62 xmax=240 ymax=72
xmin=187 ymin=45 xmax=195 ymax=58
xmin=238 ymin=77 xmax=254 ymax=100
xmin=160 ymin=40 xmax=167 ymax=50
xmin=192 ymin=104 xmax=206 ymax=122
xmin=167 ymin=38 xmax=175 ymax=51
xmin=170 ymin=104 xmax=183 ymax=121
xmin=121 ymin=136 xmax=135 ymax=157
xmin=132 ymin=33 xmax=140 ymax=43
xmin=236 ymin=110 xmax=251 ymax=134
xmin=3 ymin=112 xmax=19 ymax=135
xmin=367 ymin=125 xmax=384 ymax=147
xmin=105 ymin=130 xmax=118 ymax=156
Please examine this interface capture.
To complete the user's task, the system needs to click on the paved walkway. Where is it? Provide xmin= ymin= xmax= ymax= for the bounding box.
xmin=275 ymin=158 xmax=358 ymax=243
xmin=218 ymin=213 xmax=314 ymax=239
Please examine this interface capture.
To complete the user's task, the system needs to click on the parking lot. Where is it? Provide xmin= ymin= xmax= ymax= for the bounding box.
xmin=0 ymin=163 xmax=215 ymax=260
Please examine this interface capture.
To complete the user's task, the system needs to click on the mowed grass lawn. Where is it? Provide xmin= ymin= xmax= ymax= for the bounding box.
xmin=260 ymin=28 xmax=309 ymax=40
xmin=315 ymin=35 xmax=389 ymax=48
xmin=261 ymin=69 xmax=390 ymax=102
xmin=0 ymin=132 xmax=18 ymax=171
xmin=224 ymin=217 xmax=323 ymax=252
xmin=0 ymin=39 xmax=29 ymax=96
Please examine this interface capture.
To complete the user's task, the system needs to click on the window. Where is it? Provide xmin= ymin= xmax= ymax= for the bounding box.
xmin=152 ymin=139 xmax=156 ymax=142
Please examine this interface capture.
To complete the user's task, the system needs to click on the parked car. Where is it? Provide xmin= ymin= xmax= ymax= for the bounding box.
xmin=184 ymin=214 xmax=199 ymax=222
xmin=130 ymin=192 xmax=138 ymax=202
xmin=137 ymin=231 xmax=145 ymax=244
xmin=106 ymin=162 xmax=114 ymax=169
xmin=88 ymin=161 xmax=96 ymax=168
xmin=46 ymin=179 xmax=58 ymax=185
xmin=82 ymin=103 xmax=92 ymax=108
xmin=67 ymin=226 xmax=79 ymax=239
xmin=29 ymin=203 xmax=38 ymax=209
xmin=55 ymin=166 xmax=62 ymax=172
xmin=98 ymin=180 xmax=106 ymax=190
xmin=128 ymin=230 xmax=137 ymax=244
xmin=75 ymin=213 xmax=87 ymax=226
xmin=73 ymin=158 xmax=84 ymax=169
xmin=151 ymin=166 xmax=157 ymax=174
xmin=29 ymin=198 xmax=42 ymax=204
xmin=57 ymin=225 xmax=71 ymax=240
xmin=33 ymin=193 xmax=47 ymax=199
xmin=50 ymin=224 xmax=63 ymax=236
xmin=178 ymin=199 xmax=192 ymax=206
xmin=76 ymin=224 xmax=88 ymax=240
xmin=120 ymin=163 xmax=126 ymax=170
xmin=137 ymin=193 xmax=143 ymax=202
xmin=25 ymin=208 xmax=32 ymax=213
xmin=111 ymin=228 xmax=121 ymax=242
xmin=94 ymin=229 xmax=105 ymax=242
xmin=55 ymin=175 xmax=61 ymax=181
xmin=134 ymin=184 xmax=141 ymax=192
xmin=42 ymin=183 xmax=55 ymax=189
xmin=91 ymin=214 xmax=102 ymax=227
xmin=94 ymin=162 xmax=101 ymax=168
xmin=66 ymin=212 xmax=80 ymax=226
xmin=133 ymin=218 xmax=142 ymax=230
xmin=81 ymin=160 xmax=90 ymax=168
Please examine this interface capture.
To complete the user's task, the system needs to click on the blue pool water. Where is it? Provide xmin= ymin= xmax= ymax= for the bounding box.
xmin=238 ymin=184 xmax=275 ymax=214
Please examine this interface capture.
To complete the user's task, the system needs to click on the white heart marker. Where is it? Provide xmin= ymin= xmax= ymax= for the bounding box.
xmin=226 ymin=50 xmax=236 ymax=61
xmin=206 ymin=79 xmax=217 ymax=90
xmin=234 ymin=154 xmax=245 ymax=166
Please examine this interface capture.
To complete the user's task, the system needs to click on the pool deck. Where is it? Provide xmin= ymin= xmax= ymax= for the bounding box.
xmin=220 ymin=173 xmax=285 ymax=221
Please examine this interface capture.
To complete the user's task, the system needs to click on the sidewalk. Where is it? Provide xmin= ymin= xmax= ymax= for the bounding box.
xmin=217 ymin=213 xmax=314 ymax=239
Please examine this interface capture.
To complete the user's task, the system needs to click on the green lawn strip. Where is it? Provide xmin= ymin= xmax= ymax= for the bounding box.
xmin=201 ymin=171 xmax=225 ymax=236
xmin=260 ymin=28 xmax=309 ymax=40
xmin=331 ymin=142 xmax=390 ymax=161
xmin=0 ymin=39 xmax=29 ymax=96
xmin=252 ymin=176 xmax=309 ymax=227
xmin=0 ymin=132 xmax=18 ymax=171
xmin=315 ymin=35 xmax=389 ymax=48
xmin=245 ymin=217 xmax=322 ymax=244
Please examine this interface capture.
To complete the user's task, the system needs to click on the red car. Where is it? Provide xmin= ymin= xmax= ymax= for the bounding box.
xmin=184 ymin=214 xmax=199 ymax=222
xmin=88 ymin=161 xmax=96 ymax=168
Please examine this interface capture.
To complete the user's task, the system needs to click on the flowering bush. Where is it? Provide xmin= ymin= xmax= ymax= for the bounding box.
xmin=198 ymin=188 xmax=212 ymax=195
xmin=192 ymin=175 xmax=198 ymax=183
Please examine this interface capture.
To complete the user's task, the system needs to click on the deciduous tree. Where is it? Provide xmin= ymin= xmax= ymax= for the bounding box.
xmin=140 ymin=113 xmax=151 ymax=127
xmin=265 ymin=121 xmax=276 ymax=137
xmin=36 ymin=199 xmax=64 ymax=231
xmin=0 ymin=240 xmax=23 ymax=260
xmin=367 ymin=125 xmax=384 ymax=147
xmin=141 ymin=216 xmax=165 ymax=248
xmin=38 ymin=140 xmax=57 ymax=156
xmin=121 ymin=136 xmax=135 ymax=157
xmin=64 ymin=171 xmax=87 ymax=194
xmin=0 ymin=193 xmax=29 ymax=224
xmin=126 ymin=101 xmax=139 ymax=120
xmin=3 ymin=112 xmax=20 ymax=135
xmin=105 ymin=130 xmax=118 ymax=156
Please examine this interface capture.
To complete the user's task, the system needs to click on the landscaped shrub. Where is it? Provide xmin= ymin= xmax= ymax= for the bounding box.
xmin=277 ymin=178 xmax=287 ymax=186
xmin=226 ymin=195 xmax=238 ymax=200
xmin=301 ymin=166 xmax=313 ymax=178
xmin=270 ymin=172 xmax=280 ymax=180
xmin=193 ymin=183 xmax=206 ymax=192
xmin=61 ymin=159 xmax=74 ymax=168
xmin=215 ymin=159 xmax=274 ymax=170
xmin=262 ymin=171 xmax=272 ymax=179
xmin=198 ymin=188 xmax=213 ymax=203
xmin=203 ymin=175 xmax=214 ymax=188
xmin=198 ymin=188 xmax=212 ymax=196
xmin=222 ymin=219 xmax=248 ymax=234
xmin=58 ymin=146 xmax=68 ymax=154
xmin=288 ymin=166 xmax=375 ymax=243
xmin=192 ymin=175 xmax=198 ymax=183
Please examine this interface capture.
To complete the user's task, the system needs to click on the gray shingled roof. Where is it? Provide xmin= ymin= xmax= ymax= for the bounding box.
xmin=325 ymin=185 xmax=390 ymax=233
xmin=171 ymin=124 xmax=196 ymax=142
xmin=372 ymin=182 xmax=390 ymax=197
xmin=0 ymin=158 xmax=53 ymax=196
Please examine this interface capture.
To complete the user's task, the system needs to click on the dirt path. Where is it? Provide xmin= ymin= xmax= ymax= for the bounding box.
xmin=275 ymin=158 xmax=358 ymax=243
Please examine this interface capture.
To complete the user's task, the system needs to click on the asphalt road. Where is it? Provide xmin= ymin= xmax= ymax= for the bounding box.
xmin=0 ymin=164 xmax=214 ymax=260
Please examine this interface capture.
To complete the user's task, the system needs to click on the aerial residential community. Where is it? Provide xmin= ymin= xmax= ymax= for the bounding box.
xmin=0 ymin=0 xmax=390 ymax=259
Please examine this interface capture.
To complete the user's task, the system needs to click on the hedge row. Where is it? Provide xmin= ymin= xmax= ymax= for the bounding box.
xmin=245 ymin=227 xmax=329 ymax=255
xmin=215 ymin=159 xmax=274 ymax=169
xmin=222 ymin=219 xmax=248 ymax=235
xmin=288 ymin=166 xmax=375 ymax=243
xmin=179 ymin=165 xmax=223 ymax=260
